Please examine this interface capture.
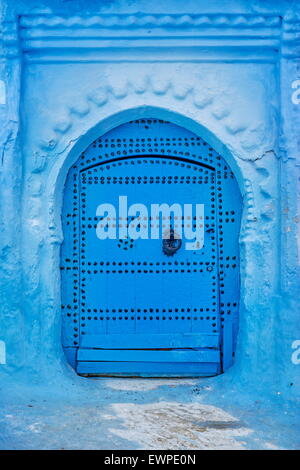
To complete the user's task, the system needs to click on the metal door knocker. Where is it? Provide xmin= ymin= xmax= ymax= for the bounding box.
xmin=162 ymin=228 xmax=182 ymax=256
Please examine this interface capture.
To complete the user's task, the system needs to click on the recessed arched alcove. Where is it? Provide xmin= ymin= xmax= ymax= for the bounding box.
xmin=60 ymin=116 xmax=242 ymax=377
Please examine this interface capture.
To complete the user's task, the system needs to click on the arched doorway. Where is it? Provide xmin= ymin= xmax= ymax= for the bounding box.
xmin=60 ymin=119 xmax=242 ymax=377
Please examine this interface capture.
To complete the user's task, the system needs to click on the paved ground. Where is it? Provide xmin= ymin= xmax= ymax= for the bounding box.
xmin=0 ymin=377 xmax=299 ymax=450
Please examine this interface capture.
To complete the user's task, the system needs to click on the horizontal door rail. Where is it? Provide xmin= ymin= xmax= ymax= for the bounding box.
xmin=80 ymin=333 xmax=219 ymax=349
xmin=80 ymin=154 xmax=215 ymax=173
xmin=77 ymin=348 xmax=220 ymax=363
xmin=77 ymin=361 xmax=219 ymax=376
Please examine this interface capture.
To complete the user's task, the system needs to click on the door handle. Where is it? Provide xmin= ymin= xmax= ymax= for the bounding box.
xmin=162 ymin=228 xmax=182 ymax=256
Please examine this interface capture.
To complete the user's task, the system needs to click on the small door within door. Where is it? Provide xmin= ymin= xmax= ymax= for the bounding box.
xmin=61 ymin=119 xmax=241 ymax=377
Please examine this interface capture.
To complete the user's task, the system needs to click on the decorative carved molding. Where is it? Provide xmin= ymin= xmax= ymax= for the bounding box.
xmin=40 ymin=76 xmax=214 ymax=151
xmin=20 ymin=13 xmax=282 ymax=63
xmin=282 ymin=13 xmax=300 ymax=58
xmin=38 ymin=74 xmax=267 ymax=163
xmin=0 ymin=21 xmax=20 ymax=58
xmin=20 ymin=13 xmax=281 ymax=28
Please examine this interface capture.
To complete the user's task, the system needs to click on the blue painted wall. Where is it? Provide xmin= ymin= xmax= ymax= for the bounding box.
xmin=0 ymin=0 xmax=299 ymax=407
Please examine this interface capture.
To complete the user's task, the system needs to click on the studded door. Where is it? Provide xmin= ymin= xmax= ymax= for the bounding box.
xmin=61 ymin=119 xmax=242 ymax=377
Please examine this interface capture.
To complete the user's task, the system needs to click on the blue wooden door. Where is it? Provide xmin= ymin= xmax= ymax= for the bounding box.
xmin=61 ymin=119 xmax=241 ymax=377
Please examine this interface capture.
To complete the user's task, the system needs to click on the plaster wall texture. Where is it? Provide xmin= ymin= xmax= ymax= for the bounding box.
xmin=0 ymin=0 xmax=299 ymax=413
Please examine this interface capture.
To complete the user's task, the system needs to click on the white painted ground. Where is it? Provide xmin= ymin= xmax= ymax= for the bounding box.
xmin=109 ymin=401 xmax=251 ymax=449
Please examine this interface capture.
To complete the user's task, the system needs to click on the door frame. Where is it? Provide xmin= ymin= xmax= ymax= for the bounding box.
xmin=60 ymin=115 xmax=243 ymax=376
